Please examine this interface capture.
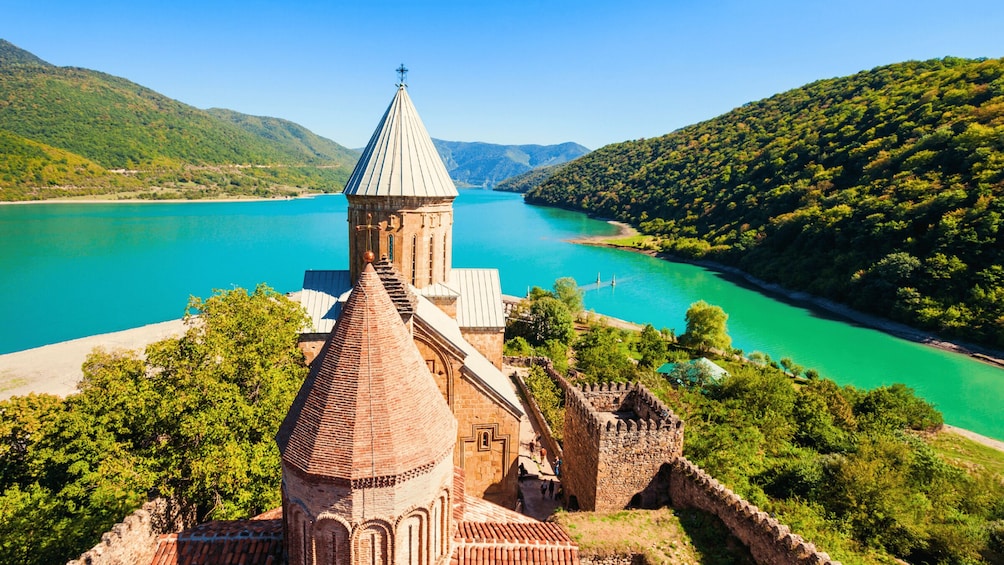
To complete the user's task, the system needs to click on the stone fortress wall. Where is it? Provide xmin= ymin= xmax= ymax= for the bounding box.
xmin=668 ymin=457 xmax=839 ymax=565
xmin=511 ymin=356 xmax=842 ymax=565
xmin=563 ymin=382 xmax=683 ymax=511
xmin=67 ymin=498 xmax=190 ymax=565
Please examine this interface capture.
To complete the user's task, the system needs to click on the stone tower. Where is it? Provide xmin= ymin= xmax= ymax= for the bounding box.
xmin=276 ymin=261 xmax=458 ymax=565
xmin=344 ymin=84 xmax=458 ymax=287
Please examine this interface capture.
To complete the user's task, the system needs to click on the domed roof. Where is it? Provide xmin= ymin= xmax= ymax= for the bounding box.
xmin=277 ymin=262 xmax=456 ymax=480
xmin=342 ymin=86 xmax=458 ymax=198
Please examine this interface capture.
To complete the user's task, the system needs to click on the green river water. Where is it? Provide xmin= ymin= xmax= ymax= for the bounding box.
xmin=1 ymin=190 xmax=1001 ymax=439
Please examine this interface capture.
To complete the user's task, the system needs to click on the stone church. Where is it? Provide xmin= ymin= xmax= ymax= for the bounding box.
xmin=296 ymin=80 xmax=523 ymax=508
xmin=135 ymin=79 xmax=581 ymax=564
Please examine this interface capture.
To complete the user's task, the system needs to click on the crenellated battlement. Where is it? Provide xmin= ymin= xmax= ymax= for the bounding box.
xmin=562 ymin=382 xmax=683 ymax=511
xmin=669 ymin=458 xmax=841 ymax=565
xmin=564 ymin=381 xmax=684 ymax=442
xmin=67 ymin=498 xmax=192 ymax=565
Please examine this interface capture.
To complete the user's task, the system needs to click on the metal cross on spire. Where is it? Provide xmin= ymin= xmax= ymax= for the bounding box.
xmin=355 ymin=213 xmax=379 ymax=262
xmin=396 ymin=64 xmax=409 ymax=87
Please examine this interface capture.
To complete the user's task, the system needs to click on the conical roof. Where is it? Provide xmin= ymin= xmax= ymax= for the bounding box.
xmin=277 ymin=262 xmax=456 ymax=481
xmin=343 ymin=86 xmax=458 ymax=198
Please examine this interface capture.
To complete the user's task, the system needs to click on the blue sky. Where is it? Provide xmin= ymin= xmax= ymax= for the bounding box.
xmin=5 ymin=0 xmax=1004 ymax=150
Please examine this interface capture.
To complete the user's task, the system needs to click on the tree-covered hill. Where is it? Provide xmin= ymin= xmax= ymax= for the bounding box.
xmin=206 ymin=108 xmax=359 ymax=164
xmin=493 ymin=162 xmax=566 ymax=193
xmin=526 ymin=57 xmax=1004 ymax=349
xmin=0 ymin=40 xmax=358 ymax=200
xmin=432 ymin=138 xmax=588 ymax=187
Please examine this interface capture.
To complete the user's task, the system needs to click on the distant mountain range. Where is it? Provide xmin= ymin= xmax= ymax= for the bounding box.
xmin=0 ymin=39 xmax=357 ymax=200
xmin=431 ymin=139 xmax=589 ymax=188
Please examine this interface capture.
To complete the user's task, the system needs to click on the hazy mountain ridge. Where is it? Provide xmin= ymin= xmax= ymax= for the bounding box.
xmin=0 ymin=40 xmax=357 ymax=200
xmin=432 ymin=138 xmax=588 ymax=187
xmin=527 ymin=57 xmax=1004 ymax=348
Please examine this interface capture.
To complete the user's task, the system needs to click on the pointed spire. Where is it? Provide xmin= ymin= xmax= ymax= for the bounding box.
xmin=277 ymin=263 xmax=456 ymax=480
xmin=343 ymin=84 xmax=458 ymax=198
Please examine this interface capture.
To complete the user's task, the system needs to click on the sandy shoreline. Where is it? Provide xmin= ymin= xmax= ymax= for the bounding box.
xmin=0 ymin=319 xmax=187 ymax=400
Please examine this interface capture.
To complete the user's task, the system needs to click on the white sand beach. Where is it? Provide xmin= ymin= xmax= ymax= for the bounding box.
xmin=0 ymin=319 xmax=187 ymax=400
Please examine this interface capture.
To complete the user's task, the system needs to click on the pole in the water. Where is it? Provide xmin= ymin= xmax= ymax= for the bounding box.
xmin=611 ymin=274 xmax=616 ymax=287
xmin=597 ymin=273 xmax=601 ymax=286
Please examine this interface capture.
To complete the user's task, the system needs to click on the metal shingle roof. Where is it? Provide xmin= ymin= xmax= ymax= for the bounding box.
xmin=343 ymin=86 xmax=458 ymax=198
xmin=300 ymin=270 xmax=351 ymax=334
xmin=449 ymin=269 xmax=505 ymax=329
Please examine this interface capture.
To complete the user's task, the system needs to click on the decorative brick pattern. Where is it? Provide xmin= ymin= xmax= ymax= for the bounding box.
xmin=278 ymin=262 xmax=457 ymax=565
xmin=347 ymin=195 xmax=454 ymax=287
xmin=416 ymin=332 xmax=520 ymax=508
xmin=277 ymin=263 xmax=457 ymax=481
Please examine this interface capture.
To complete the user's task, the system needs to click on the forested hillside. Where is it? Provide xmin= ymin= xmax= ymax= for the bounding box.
xmin=432 ymin=138 xmax=588 ymax=187
xmin=527 ymin=58 xmax=1004 ymax=349
xmin=0 ymin=40 xmax=357 ymax=200
xmin=494 ymin=162 xmax=565 ymax=193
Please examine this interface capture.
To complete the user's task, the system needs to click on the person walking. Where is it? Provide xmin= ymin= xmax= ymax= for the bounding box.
xmin=548 ymin=479 xmax=556 ymax=499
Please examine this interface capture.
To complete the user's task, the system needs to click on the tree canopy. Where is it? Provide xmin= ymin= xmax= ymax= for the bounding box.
xmin=526 ymin=57 xmax=1004 ymax=349
xmin=680 ymin=300 xmax=731 ymax=353
xmin=0 ymin=284 xmax=308 ymax=564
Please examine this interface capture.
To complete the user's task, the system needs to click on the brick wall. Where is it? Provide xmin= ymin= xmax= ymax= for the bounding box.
xmin=563 ymin=382 xmax=683 ymax=511
xmin=417 ymin=336 xmax=520 ymax=508
xmin=67 ymin=498 xmax=191 ymax=565
xmin=461 ymin=328 xmax=504 ymax=369
xmin=503 ymin=356 xmax=573 ymax=463
xmin=298 ymin=335 xmax=326 ymax=366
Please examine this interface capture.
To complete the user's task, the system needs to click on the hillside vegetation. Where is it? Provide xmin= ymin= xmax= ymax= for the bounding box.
xmin=432 ymin=138 xmax=588 ymax=187
xmin=526 ymin=58 xmax=1004 ymax=349
xmin=0 ymin=40 xmax=357 ymax=200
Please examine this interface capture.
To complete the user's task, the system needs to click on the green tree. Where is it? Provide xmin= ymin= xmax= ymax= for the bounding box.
xmin=507 ymin=295 xmax=576 ymax=346
xmin=523 ymin=365 xmax=565 ymax=440
xmin=143 ymin=283 xmax=309 ymax=520
xmin=635 ymin=323 xmax=668 ymax=369
xmin=680 ymin=300 xmax=731 ymax=353
xmin=552 ymin=277 xmax=584 ymax=315
xmin=573 ymin=324 xmax=636 ymax=383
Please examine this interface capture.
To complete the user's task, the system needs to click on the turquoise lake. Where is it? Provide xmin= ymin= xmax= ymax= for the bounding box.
xmin=2 ymin=190 xmax=1002 ymax=440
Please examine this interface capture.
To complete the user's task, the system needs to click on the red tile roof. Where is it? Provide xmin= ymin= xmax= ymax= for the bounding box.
xmin=149 ymin=519 xmax=282 ymax=565
xmin=452 ymin=522 xmax=579 ymax=565
xmin=276 ymin=262 xmax=456 ymax=481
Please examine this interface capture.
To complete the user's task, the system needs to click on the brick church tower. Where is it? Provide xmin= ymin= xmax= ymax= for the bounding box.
xmin=276 ymin=260 xmax=458 ymax=565
xmin=343 ymin=73 xmax=458 ymax=287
